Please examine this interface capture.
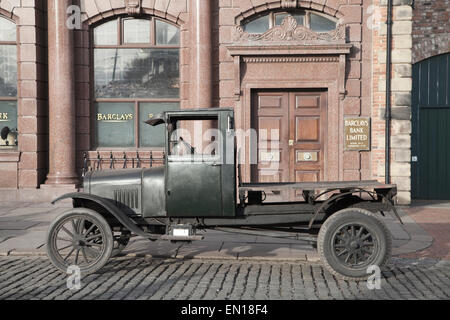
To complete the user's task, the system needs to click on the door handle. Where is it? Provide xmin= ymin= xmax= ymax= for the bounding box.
xmin=211 ymin=163 xmax=221 ymax=167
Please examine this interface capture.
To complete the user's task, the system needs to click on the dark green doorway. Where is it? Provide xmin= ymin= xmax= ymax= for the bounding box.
xmin=412 ymin=53 xmax=450 ymax=199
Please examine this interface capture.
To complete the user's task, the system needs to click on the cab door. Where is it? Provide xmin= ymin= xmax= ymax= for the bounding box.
xmin=166 ymin=117 xmax=223 ymax=217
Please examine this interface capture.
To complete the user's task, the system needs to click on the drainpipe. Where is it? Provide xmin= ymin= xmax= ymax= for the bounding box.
xmin=385 ymin=0 xmax=393 ymax=185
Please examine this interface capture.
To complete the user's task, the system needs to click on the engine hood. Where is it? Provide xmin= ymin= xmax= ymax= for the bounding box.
xmin=84 ymin=166 xmax=166 ymax=216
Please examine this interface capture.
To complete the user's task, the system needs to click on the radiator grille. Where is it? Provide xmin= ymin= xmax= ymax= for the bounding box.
xmin=114 ymin=189 xmax=139 ymax=209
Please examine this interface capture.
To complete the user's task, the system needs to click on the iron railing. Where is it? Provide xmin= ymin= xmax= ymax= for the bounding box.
xmin=82 ymin=151 xmax=166 ymax=177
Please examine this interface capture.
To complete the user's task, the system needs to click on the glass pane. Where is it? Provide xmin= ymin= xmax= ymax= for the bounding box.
xmin=94 ymin=20 xmax=118 ymax=45
xmin=0 ymin=45 xmax=17 ymax=97
xmin=169 ymin=118 xmax=220 ymax=157
xmin=123 ymin=19 xmax=151 ymax=44
xmin=139 ymin=102 xmax=180 ymax=148
xmin=156 ymin=20 xmax=180 ymax=45
xmin=95 ymin=102 xmax=135 ymax=147
xmin=243 ymin=15 xmax=269 ymax=34
xmin=310 ymin=13 xmax=336 ymax=32
xmin=275 ymin=13 xmax=305 ymax=26
xmin=0 ymin=101 xmax=18 ymax=148
xmin=94 ymin=48 xmax=180 ymax=99
xmin=0 ymin=17 xmax=16 ymax=42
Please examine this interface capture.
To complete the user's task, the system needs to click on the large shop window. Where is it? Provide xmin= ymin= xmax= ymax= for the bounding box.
xmin=0 ymin=16 xmax=17 ymax=149
xmin=243 ymin=10 xmax=337 ymax=34
xmin=93 ymin=17 xmax=180 ymax=148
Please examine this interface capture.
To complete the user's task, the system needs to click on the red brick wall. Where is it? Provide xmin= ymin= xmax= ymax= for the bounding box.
xmin=412 ymin=0 xmax=450 ymax=63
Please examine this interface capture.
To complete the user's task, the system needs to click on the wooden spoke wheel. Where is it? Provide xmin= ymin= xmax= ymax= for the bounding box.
xmin=46 ymin=208 xmax=114 ymax=275
xmin=317 ymin=208 xmax=392 ymax=281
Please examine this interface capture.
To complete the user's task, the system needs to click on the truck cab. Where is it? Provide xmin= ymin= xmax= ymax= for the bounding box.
xmin=153 ymin=108 xmax=236 ymax=218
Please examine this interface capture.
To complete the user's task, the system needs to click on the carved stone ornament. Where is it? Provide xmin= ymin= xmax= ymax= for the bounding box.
xmin=281 ymin=0 xmax=298 ymax=9
xmin=126 ymin=0 xmax=142 ymax=15
xmin=233 ymin=15 xmax=346 ymax=45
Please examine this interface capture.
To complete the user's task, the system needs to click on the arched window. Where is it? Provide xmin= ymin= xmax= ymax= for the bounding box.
xmin=0 ymin=16 xmax=17 ymax=149
xmin=93 ymin=17 xmax=180 ymax=148
xmin=243 ymin=10 xmax=337 ymax=34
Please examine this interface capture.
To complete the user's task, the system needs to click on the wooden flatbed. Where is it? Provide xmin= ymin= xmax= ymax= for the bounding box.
xmin=239 ymin=180 xmax=396 ymax=193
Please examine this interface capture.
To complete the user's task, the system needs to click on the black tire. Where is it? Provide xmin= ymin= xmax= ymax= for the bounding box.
xmin=46 ymin=208 xmax=114 ymax=275
xmin=317 ymin=208 xmax=392 ymax=281
xmin=111 ymin=231 xmax=131 ymax=257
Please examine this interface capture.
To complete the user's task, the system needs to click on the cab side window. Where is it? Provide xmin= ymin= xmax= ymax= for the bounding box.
xmin=168 ymin=118 xmax=220 ymax=158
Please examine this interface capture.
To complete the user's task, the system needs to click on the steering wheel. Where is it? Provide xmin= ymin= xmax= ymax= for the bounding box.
xmin=172 ymin=137 xmax=195 ymax=155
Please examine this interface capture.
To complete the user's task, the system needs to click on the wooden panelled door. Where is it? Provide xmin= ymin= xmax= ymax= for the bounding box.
xmin=252 ymin=90 xmax=327 ymax=200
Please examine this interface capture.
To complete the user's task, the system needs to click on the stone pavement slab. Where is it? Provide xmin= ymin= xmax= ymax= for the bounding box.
xmin=0 ymin=230 xmax=47 ymax=253
xmin=0 ymin=220 xmax=40 ymax=230
xmin=400 ymin=205 xmax=450 ymax=260
xmin=392 ymin=207 xmax=434 ymax=256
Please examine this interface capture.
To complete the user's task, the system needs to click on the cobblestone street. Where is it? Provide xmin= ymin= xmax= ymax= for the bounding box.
xmin=0 ymin=256 xmax=448 ymax=300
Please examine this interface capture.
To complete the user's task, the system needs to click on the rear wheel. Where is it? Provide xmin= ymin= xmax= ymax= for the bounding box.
xmin=46 ymin=208 xmax=114 ymax=275
xmin=317 ymin=208 xmax=392 ymax=281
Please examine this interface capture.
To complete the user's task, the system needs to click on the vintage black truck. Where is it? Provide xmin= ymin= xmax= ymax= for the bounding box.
xmin=46 ymin=108 xmax=401 ymax=280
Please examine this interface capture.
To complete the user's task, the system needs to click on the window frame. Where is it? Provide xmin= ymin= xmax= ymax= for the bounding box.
xmin=90 ymin=16 xmax=181 ymax=151
xmin=243 ymin=9 xmax=338 ymax=33
xmin=0 ymin=15 xmax=19 ymax=150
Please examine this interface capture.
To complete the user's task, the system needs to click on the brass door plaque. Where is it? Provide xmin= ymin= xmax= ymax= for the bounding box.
xmin=260 ymin=151 xmax=280 ymax=162
xmin=297 ymin=151 xmax=318 ymax=162
xmin=344 ymin=117 xmax=371 ymax=151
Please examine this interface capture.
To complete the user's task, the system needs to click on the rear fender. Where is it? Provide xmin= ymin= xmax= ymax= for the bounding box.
xmin=308 ymin=188 xmax=402 ymax=229
xmin=52 ymin=193 xmax=158 ymax=240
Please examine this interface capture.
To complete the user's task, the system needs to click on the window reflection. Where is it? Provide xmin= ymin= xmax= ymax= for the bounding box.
xmin=0 ymin=17 xmax=16 ymax=42
xmin=94 ymin=19 xmax=118 ymax=45
xmin=93 ymin=17 xmax=181 ymax=148
xmin=123 ymin=19 xmax=151 ymax=44
xmin=243 ymin=15 xmax=270 ymax=34
xmin=0 ymin=16 xmax=17 ymax=149
xmin=310 ymin=13 xmax=337 ymax=32
xmin=0 ymin=46 xmax=17 ymax=97
xmin=156 ymin=20 xmax=180 ymax=45
xmin=95 ymin=48 xmax=179 ymax=99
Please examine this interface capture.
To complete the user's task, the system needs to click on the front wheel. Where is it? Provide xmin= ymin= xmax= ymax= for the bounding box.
xmin=317 ymin=208 xmax=392 ymax=281
xmin=46 ymin=208 xmax=114 ymax=275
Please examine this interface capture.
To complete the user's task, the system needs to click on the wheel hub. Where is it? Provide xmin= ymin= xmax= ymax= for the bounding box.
xmin=349 ymin=240 xmax=359 ymax=249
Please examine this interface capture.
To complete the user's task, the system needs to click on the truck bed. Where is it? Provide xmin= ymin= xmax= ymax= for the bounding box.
xmin=239 ymin=180 xmax=396 ymax=193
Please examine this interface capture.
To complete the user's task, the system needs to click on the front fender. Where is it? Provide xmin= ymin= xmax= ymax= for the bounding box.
xmin=52 ymin=193 xmax=158 ymax=240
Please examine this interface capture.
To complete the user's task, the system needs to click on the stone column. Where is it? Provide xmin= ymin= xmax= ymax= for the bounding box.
xmin=191 ymin=0 xmax=213 ymax=108
xmin=45 ymin=0 xmax=78 ymax=186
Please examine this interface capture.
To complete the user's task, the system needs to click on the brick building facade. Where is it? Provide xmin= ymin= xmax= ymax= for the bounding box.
xmin=0 ymin=0 xmax=447 ymax=203
xmin=412 ymin=0 xmax=449 ymax=64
